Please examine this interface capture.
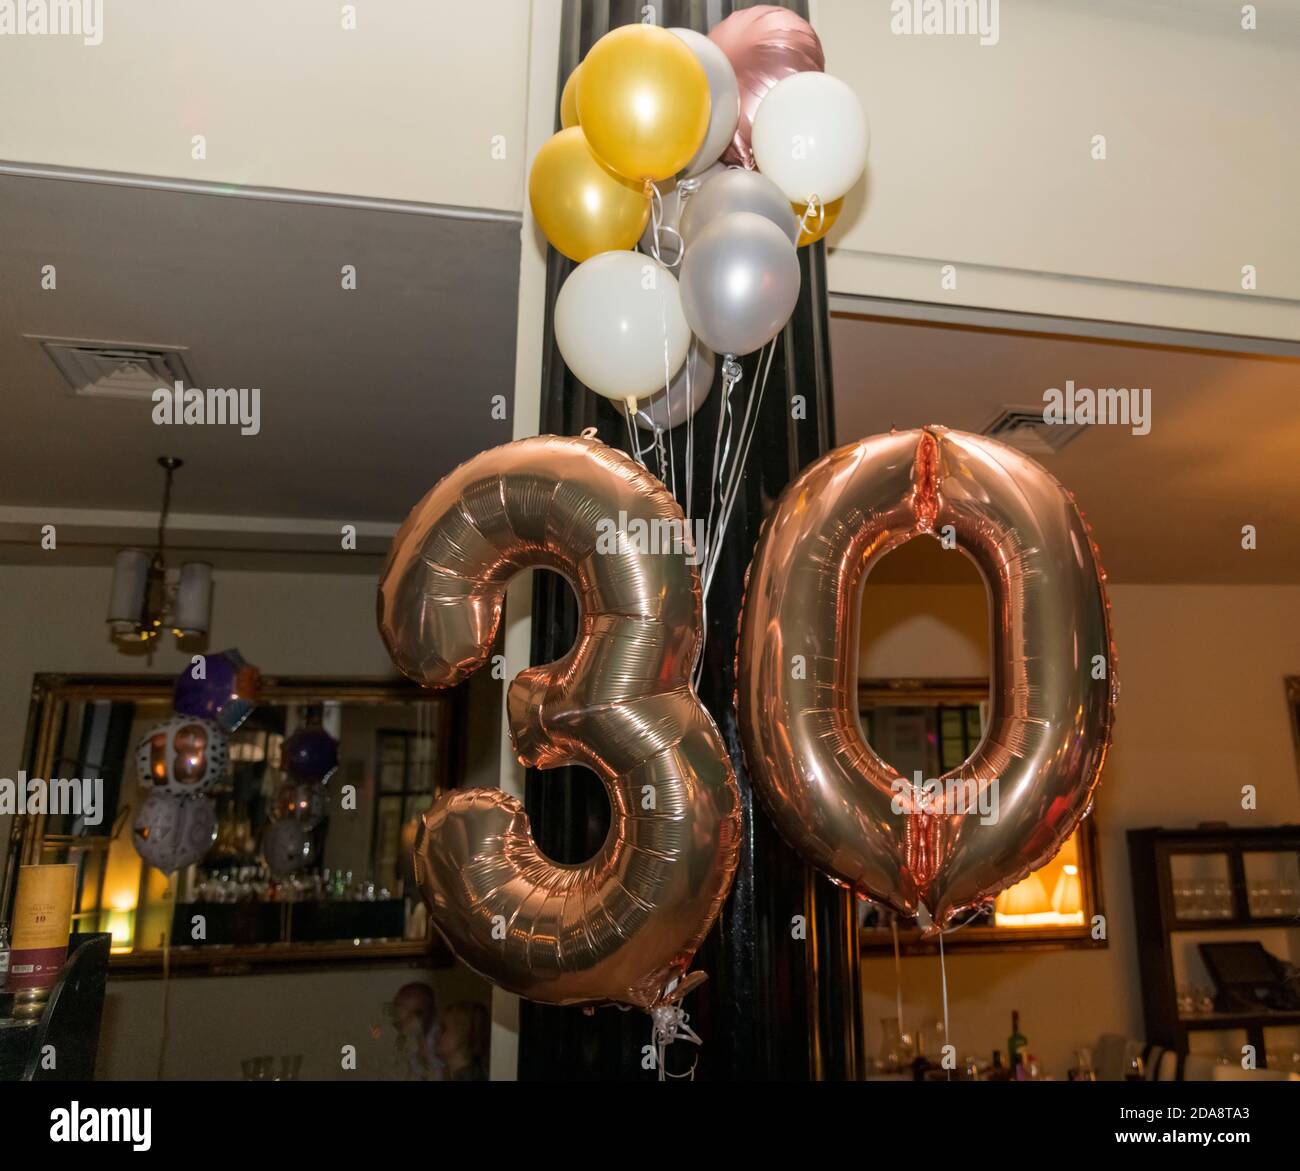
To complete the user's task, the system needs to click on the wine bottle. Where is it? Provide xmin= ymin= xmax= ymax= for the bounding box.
xmin=1007 ymin=1009 xmax=1027 ymax=1072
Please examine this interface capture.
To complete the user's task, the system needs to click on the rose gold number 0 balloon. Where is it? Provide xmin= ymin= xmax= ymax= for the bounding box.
xmin=379 ymin=436 xmax=740 ymax=1008
xmin=737 ymin=427 xmax=1117 ymax=928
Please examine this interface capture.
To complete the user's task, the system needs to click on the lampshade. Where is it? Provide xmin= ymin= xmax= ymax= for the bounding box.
xmin=1052 ymin=864 xmax=1083 ymax=915
xmin=994 ymin=872 xmax=1050 ymax=918
xmin=173 ymin=561 xmax=213 ymax=637
xmin=107 ymin=549 xmax=150 ymax=635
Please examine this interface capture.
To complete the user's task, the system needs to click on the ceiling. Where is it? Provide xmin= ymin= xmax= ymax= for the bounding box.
xmin=830 ymin=312 xmax=1300 ymax=584
xmin=0 ymin=170 xmax=520 ymax=571
xmin=3 ymin=170 xmax=1296 ymax=587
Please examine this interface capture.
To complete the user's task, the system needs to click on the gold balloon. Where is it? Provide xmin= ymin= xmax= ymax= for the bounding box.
xmin=378 ymin=436 xmax=741 ymax=1009
xmin=793 ymin=196 xmax=843 ymax=246
xmin=577 ymin=24 xmax=711 ymax=182
xmin=528 ymin=127 xmax=650 ymax=262
xmin=559 ymin=65 xmax=580 ymax=128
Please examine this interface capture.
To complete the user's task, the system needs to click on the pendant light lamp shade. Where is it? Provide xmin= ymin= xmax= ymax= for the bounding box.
xmin=107 ymin=549 xmax=151 ymax=637
xmin=107 ymin=459 xmax=214 ymax=645
xmin=174 ymin=561 xmax=213 ymax=637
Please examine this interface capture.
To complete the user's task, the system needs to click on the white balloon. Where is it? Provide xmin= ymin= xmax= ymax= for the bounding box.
xmin=751 ymin=72 xmax=869 ymax=204
xmin=555 ymin=251 xmax=691 ymax=402
xmin=669 ymin=28 xmax=740 ymax=179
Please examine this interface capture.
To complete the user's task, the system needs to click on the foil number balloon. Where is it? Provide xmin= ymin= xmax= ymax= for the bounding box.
xmin=737 ymin=428 xmax=1117 ymax=928
xmin=378 ymin=436 xmax=740 ymax=1008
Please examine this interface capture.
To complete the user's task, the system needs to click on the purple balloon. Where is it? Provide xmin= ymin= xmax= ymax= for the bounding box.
xmin=262 ymin=818 xmax=319 ymax=878
xmin=280 ymin=726 xmax=338 ymax=784
xmin=133 ymin=792 xmax=217 ymax=875
xmin=172 ymin=648 xmax=261 ymax=732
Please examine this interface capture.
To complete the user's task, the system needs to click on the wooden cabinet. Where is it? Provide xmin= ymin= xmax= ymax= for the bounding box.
xmin=1128 ymin=825 xmax=1300 ymax=1069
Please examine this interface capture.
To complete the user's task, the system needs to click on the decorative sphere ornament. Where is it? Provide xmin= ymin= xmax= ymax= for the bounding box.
xmin=132 ymin=792 xmax=217 ymax=875
xmin=280 ymin=725 xmax=339 ymax=784
xmin=136 ymin=715 xmax=228 ymax=798
xmin=172 ymin=647 xmax=261 ymax=732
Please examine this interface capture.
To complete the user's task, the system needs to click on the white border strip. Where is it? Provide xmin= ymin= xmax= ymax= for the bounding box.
xmin=0 ymin=160 xmax=522 ymax=225
xmin=829 ymin=293 xmax=1300 ymax=359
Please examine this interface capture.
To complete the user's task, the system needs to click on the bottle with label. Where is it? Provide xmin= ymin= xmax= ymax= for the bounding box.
xmin=1007 ymin=1009 xmax=1027 ymax=1073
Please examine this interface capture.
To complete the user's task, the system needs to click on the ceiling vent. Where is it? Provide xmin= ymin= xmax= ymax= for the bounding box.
xmin=981 ymin=405 xmax=1085 ymax=456
xmin=35 ymin=337 xmax=195 ymax=402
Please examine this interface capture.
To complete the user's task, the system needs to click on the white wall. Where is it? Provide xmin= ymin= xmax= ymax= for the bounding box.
xmin=817 ymin=0 xmax=1300 ymax=339
xmin=0 ymin=0 xmax=531 ymax=211
xmin=859 ymin=580 xmax=1300 ymax=1077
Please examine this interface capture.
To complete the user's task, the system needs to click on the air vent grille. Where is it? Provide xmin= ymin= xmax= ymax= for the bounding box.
xmin=36 ymin=338 xmax=194 ymax=401
xmin=981 ymin=405 xmax=1084 ymax=456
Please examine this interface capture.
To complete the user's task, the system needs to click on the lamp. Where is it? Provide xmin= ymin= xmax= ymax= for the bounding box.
xmin=107 ymin=457 xmax=212 ymax=644
xmin=1052 ymin=864 xmax=1083 ymax=916
xmin=994 ymin=873 xmax=1051 ymax=925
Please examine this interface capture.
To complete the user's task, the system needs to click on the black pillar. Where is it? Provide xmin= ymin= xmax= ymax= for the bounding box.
xmin=517 ymin=0 xmax=862 ymax=1082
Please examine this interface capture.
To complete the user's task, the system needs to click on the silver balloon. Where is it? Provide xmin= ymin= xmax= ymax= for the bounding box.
xmin=670 ymin=28 xmax=741 ymax=179
xmin=679 ymin=168 xmax=799 ymax=247
xmin=263 ymin=817 xmax=318 ymax=879
xmin=626 ymin=343 xmax=715 ymax=431
xmin=679 ymin=211 xmax=801 ymax=356
xmin=132 ymin=792 xmax=217 ymax=875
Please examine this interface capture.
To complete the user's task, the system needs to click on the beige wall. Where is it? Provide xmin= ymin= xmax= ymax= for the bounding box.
xmin=859 ymin=580 xmax=1300 ymax=1077
xmin=0 ymin=0 xmax=531 ymax=211
xmin=816 ymin=0 xmax=1300 ymax=339
xmin=0 ymin=562 xmax=504 ymax=1080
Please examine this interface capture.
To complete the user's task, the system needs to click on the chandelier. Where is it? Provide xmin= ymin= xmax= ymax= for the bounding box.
xmin=107 ymin=457 xmax=212 ymax=644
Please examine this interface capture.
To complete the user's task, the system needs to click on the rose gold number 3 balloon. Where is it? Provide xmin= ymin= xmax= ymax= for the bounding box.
xmin=737 ymin=427 xmax=1117 ymax=928
xmin=379 ymin=436 xmax=740 ymax=1008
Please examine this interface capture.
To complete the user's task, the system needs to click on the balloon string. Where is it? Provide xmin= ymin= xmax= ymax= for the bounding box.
xmin=157 ymin=872 xmax=177 ymax=1081
xmin=797 ymin=195 xmax=824 ymax=239
xmin=656 ymin=256 xmax=677 ymax=502
xmin=939 ymin=928 xmax=952 ymax=1082
xmin=891 ymin=914 xmax=905 ymax=1043
xmin=702 ymin=339 xmax=776 ymax=597
xmin=624 ymin=406 xmax=645 ymax=468
xmin=651 ymin=1004 xmax=702 ymax=1082
xmin=648 ymin=182 xmax=664 ymax=266
xmin=692 ymin=355 xmax=742 ymax=689
xmin=654 ymin=426 xmax=668 ymax=484
xmin=701 ymin=356 xmax=741 ymax=583
xmin=684 ymin=335 xmax=696 ymax=525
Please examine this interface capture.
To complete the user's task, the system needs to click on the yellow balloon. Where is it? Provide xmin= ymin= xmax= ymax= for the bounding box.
xmin=794 ymin=197 xmax=844 ymax=247
xmin=559 ymin=65 xmax=580 ymax=129
xmin=577 ymin=24 xmax=711 ymax=182
xmin=528 ymin=127 xmax=650 ymax=262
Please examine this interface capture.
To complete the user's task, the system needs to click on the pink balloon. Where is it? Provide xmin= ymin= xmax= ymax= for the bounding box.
xmin=708 ymin=5 xmax=825 ymax=169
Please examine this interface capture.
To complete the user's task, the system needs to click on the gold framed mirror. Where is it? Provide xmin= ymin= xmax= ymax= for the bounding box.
xmin=3 ymin=674 xmax=461 ymax=976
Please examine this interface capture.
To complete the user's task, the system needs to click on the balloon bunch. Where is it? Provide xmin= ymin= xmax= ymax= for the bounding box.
xmin=531 ymin=11 xmax=867 ymax=596
xmin=132 ymin=649 xmax=260 ymax=875
xmin=262 ymin=721 xmax=337 ymax=879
